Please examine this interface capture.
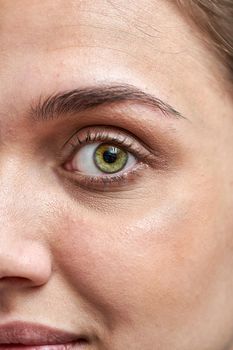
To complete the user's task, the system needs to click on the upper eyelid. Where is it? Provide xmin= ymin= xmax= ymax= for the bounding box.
xmin=63 ymin=126 xmax=154 ymax=169
xmin=64 ymin=126 xmax=149 ymax=152
xmin=62 ymin=124 xmax=156 ymax=156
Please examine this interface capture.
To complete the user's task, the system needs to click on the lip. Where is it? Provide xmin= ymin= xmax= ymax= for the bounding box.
xmin=0 ymin=321 xmax=89 ymax=347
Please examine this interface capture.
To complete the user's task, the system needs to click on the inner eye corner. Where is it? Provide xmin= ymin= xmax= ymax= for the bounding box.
xmin=76 ymin=336 xmax=91 ymax=346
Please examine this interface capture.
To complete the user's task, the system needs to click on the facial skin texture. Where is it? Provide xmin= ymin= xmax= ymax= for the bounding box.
xmin=0 ymin=0 xmax=233 ymax=349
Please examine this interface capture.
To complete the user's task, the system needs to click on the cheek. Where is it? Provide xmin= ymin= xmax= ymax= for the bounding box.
xmin=50 ymin=185 xmax=230 ymax=332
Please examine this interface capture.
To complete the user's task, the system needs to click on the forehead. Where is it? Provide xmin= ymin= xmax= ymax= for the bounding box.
xmin=0 ymin=0 xmax=176 ymax=44
xmin=0 ymin=0 xmax=187 ymax=67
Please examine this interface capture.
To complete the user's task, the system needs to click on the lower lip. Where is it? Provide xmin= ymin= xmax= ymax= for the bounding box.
xmin=0 ymin=341 xmax=88 ymax=350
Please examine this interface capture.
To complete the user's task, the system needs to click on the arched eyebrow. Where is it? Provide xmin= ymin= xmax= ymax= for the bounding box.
xmin=29 ymin=83 xmax=185 ymax=121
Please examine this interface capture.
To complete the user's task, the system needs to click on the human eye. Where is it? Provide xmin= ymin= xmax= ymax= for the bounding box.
xmin=61 ymin=125 xmax=153 ymax=191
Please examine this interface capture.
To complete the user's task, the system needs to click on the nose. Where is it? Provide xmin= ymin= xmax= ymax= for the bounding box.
xmin=0 ymin=162 xmax=52 ymax=290
xmin=0 ymin=238 xmax=52 ymax=288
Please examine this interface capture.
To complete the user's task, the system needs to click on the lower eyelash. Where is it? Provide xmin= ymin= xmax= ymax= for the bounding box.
xmin=66 ymin=162 xmax=147 ymax=192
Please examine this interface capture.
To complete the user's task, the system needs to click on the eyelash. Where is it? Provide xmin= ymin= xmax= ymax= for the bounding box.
xmin=62 ymin=126 xmax=153 ymax=191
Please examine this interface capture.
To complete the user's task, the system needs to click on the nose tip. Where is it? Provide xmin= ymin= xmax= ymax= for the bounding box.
xmin=0 ymin=240 xmax=52 ymax=289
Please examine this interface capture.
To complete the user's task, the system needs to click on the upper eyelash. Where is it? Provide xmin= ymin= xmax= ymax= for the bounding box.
xmin=78 ymin=132 xmax=127 ymax=147
xmin=74 ymin=128 xmax=128 ymax=147
xmin=67 ymin=128 xmax=152 ymax=164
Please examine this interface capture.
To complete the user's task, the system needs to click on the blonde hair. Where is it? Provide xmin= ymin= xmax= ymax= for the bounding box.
xmin=176 ymin=0 xmax=233 ymax=79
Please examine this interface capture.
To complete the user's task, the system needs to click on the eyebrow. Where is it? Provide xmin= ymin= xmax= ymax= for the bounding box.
xmin=30 ymin=83 xmax=185 ymax=121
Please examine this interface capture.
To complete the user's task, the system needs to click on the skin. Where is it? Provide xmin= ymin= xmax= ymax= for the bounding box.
xmin=0 ymin=0 xmax=233 ymax=349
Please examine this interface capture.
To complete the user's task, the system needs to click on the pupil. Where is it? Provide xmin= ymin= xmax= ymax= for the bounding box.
xmin=103 ymin=148 xmax=118 ymax=164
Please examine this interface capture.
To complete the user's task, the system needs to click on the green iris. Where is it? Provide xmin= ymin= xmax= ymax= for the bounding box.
xmin=94 ymin=143 xmax=128 ymax=174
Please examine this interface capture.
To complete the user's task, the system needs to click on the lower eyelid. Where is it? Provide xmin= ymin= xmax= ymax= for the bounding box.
xmin=62 ymin=161 xmax=148 ymax=192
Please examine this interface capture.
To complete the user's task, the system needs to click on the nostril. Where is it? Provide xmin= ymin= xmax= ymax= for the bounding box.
xmin=76 ymin=337 xmax=90 ymax=345
xmin=0 ymin=277 xmax=27 ymax=282
xmin=0 ymin=276 xmax=34 ymax=287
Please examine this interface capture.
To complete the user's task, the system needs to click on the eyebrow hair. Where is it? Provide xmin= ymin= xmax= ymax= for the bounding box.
xmin=30 ymin=83 xmax=185 ymax=121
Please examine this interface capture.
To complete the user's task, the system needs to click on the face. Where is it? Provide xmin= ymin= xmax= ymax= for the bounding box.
xmin=0 ymin=1 xmax=233 ymax=349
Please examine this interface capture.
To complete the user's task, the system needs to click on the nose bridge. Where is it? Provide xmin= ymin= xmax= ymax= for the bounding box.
xmin=0 ymin=157 xmax=52 ymax=289
xmin=0 ymin=154 xmax=43 ymax=226
xmin=0 ymin=159 xmax=35 ymax=235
